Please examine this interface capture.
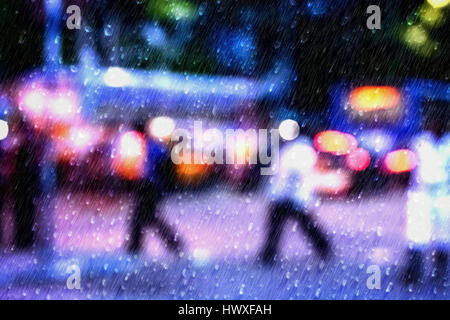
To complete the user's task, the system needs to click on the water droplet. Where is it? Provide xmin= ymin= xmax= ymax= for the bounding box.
xmin=104 ymin=25 xmax=113 ymax=37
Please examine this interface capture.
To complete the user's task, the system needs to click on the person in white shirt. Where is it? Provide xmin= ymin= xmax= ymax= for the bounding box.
xmin=403 ymin=121 xmax=450 ymax=284
xmin=260 ymin=138 xmax=331 ymax=265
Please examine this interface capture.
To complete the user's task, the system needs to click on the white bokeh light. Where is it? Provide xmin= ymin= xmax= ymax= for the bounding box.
xmin=0 ymin=120 xmax=8 ymax=140
xmin=279 ymin=119 xmax=300 ymax=141
xmin=104 ymin=67 xmax=132 ymax=87
xmin=149 ymin=116 xmax=175 ymax=139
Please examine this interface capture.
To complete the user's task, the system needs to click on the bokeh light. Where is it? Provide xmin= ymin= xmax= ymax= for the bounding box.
xmin=279 ymin=119 xmax=300 ymax=141
xmin=349 ymin=86 xmax=400 ymax=112
xmin=112 ymin=131 xmax=147 ymax=180
xmin=149 ymin=116 xmax=176 ymax=139
xmin=314 ymin=131 xmax=358 ymax=155
xmin=0 ymin=119 xmax=8 ymax=140
xmin=426 ymin=0 xmax=450 ymax=9
xmin=346 ymin=148 xmax=371 ymax=171
xmin=384 ymin=149 xmax=418 ymax=173
xmin=104 ymin=67 xmax=132 ymax=87
xmin=403 ymin=25 xmax=430 ymax=50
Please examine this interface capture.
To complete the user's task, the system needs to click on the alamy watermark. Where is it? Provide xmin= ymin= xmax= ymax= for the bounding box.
xmin=66 ymin=264 xmax=81 ymax=290
xmin=366 ymin=5 xmax=381 ymax=30
xmin=65 ymin=4 xmax=380 ymax=31
xmin=366 ymin=265 xmax=381 ymax=290
xmin=66 ymin=5 xmax=81 ymax=30
xmin=170 ymin=121 xmax=279 ymax=175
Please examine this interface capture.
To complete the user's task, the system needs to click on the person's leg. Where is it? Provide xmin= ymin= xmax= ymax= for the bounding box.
xmin=37 ymin=161 xmax=57 ymax=251
xmin=402 ymin=190 xmax=431 ymax=284
xmin=153 ymin=216 xmax=184 ymax=254
xmin=130 ymin=184 xmax=183 ymax=255
xmin=127 ymin=183 xmax=154 ymax=253
xmin=431 ymin=195 xmax=450 ymax=281
xmin=261 ymin=201 xmax=288 ymax=265
xmin=14 ymin=196 xmax=36 ymax=250
xmin=295 ymin=207 xmax=330 ymax=260
xmin=402 ymin=247 xmax=424 ymax=284
xmin=128 ymin=214 xmax=144 ymax=254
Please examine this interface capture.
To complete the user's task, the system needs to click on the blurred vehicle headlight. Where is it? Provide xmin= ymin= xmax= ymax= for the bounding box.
xmin=19 ymin=87 xmax=47 ymax=118
xmin=68 ymin=125 xmax=101 ymax=152
xmin=314 ymin=130 xmax=357 ymax=155
xmin=47 ymin=89 xmax=79 ymax=122
xmin=176 ymin=156 xmax=209 ymax=184
xmin=148 ymin=116 xmax=175 ymax=139
xmin=53 ymin=123 xmax=102 ymax=161
xmin=346 ymin=148 xmax=371 ymax=171
xmin=111 ymin=131 xmax=147 ymax=180
xmin=349 ymin=86 xmax=400 ymax=112
xmin=384 ymin=149 xmax=417 ymax=173
xmin=279 ymin=119 xmax=299 ymax=141
xmin=176 ymin=161 xmax=208 ymax=177
xmin=17 ymin=83 xmax=80 ymax=127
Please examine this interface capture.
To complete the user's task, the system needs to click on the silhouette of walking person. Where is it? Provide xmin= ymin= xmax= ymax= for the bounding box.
xmin=402 ymin=119 xmax=450 ymax=284
xmin=13 ymin=121 xmax=41 ymax=250
xmin=127 ymin=124 xmax=183 ymax=255
xmin=260 ymin=140 xmax=331 ymax=265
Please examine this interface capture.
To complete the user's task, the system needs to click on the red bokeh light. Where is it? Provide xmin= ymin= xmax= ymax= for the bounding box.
xmin=346 ymin=148 xmax=371 ymax=171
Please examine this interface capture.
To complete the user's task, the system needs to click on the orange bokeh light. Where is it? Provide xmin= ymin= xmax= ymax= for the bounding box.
xmin=176 ymin=152 xmax=209 ymax=182
xmin=112 ymin=131 xmax=147 ymax=180
xmin=384 ymin=149 xmax=417 ymax=173
xmin=176 ymin=162 xmax=207 ymax=177
xmin=314 ymin=130 xmax=357 ymax=155
xmin=349 ymin=86 xmax=400 ymax=112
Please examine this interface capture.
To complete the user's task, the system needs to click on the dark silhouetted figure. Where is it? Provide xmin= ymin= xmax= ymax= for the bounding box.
xmin=260 ymin=142 xmax=331 ymax=265
xmin=261 ymin=198 xmax=330 ymax=265
xmin=13 ymin=129 xmax=41 ymax=250
xmin=127 ymin=129 xmax=183 ymax=255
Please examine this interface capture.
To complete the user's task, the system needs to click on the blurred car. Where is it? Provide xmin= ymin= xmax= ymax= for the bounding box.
xmin=11 ymin=0 xmax=449 ymax=196
xmin=9 ymin=0 xmax=296 ymax=192
xmin=313 ymin=80 xmax=450 ymax=193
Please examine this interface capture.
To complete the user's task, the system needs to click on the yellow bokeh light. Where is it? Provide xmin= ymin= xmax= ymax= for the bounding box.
xmin=420 ymin=4 xmax=446 ymax=26
xmin=404 ymin=25 xmax=429 ymax=47
xmin=384 ymin=149 xmax=418 ymax=173
xmin=314 ymin=131 xmax=357 ymax=156
xmin=349 ymin=86 xmax=401 ymax=112
xmin=426 ymin=0 xmax=450 ymax=9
